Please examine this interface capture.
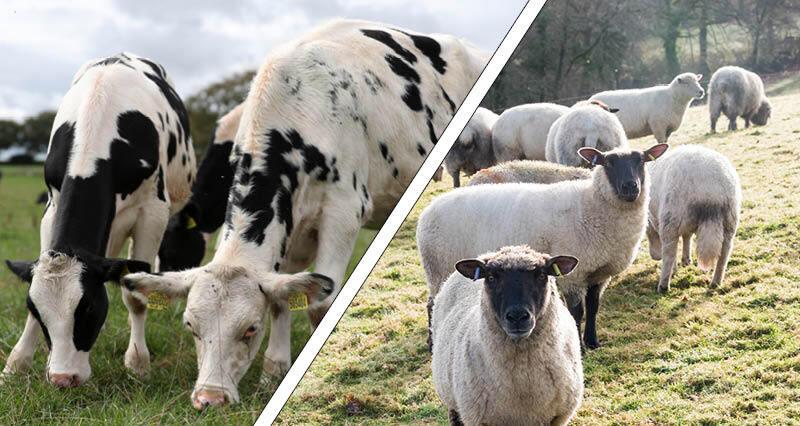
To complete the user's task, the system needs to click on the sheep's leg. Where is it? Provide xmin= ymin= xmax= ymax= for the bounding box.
xmin=657 ymin=238 xmax=679 ymax=293
xmin=727 ymin=114 xmax=738 ymax=131
xmin=450 ymin=168 xmax=461 ymax=188
xmin=448 ymin=409 xmax=464 ymax=426
xmin=744 ymin=116 xmax=751 ymax=128
xmin=567 ymin=296 xmax=584 ymax=338
xmin=710 ymin=107 xmax=721 ymax=133
xmin=681 ymin=234 xmax=692 ymax=266
xmin=646 ymin=223 xmax=662 ymax=260
xmin=710 ymin=230 xmax=734 ymax=288
xmin=584 ymin=284 xmax=602 ymax=349
xmin=427 ymin=296 xmax=434 ymax=353
xmin=652 ymin=125 xmax=668 ymax=144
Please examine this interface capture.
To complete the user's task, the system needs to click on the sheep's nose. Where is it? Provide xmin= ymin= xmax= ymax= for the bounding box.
xmin=619 ymin=181 xmax=640 ymax=201
xmin=193 ymin=389 xmax=227 ymax=410
xmin=505 ymin=308 xmax=531 ymax=324
xmin=50 ymin=373 xmax=79 ymax=388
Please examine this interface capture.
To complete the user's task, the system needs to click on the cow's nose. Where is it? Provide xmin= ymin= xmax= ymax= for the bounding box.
xmin=50 ymin=373 xmax=79 ymax=388
xmin=193 ymin=389 xmax=227 ymax=410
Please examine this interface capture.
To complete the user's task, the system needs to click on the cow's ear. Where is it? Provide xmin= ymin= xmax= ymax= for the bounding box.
xmin=5 ymin=260 xmax=35 ymax=283
xmin=122 ymin=270 xmax=196 ymax=299
xmin=264 ymin=272 xmax=335 ymax=305
xmin=102 ymin=259 xmax=152 ymax=283
xmin=455 ymin=259 xmax=486 ymax=281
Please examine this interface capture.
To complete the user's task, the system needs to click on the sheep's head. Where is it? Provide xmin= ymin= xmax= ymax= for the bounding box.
xmin=673 ymin=72 xmax=705 ymax=99
xmin=578 ymin=144 xmax=669 ymax=203
xmin=455 ymin=246 xmax=579 ymax=340
xmin=751 ymin=100 xmax=771 ymax=126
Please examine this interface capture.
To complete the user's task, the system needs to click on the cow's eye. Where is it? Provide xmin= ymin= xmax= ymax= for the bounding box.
xmin=243 ymin=325 xmax=258 ymax=342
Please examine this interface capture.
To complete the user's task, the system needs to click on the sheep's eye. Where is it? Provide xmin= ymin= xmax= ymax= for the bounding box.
xmin=486 ymin=274 xmax=495 ymax=283
xmin=243 ymin=325 xmax=258 ymax=342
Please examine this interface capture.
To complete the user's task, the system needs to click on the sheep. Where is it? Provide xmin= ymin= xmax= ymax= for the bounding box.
xmin=545 ymin=103 xmax=629 ymax=167
xmin=708 ymin=66 xmax=771 ymax=132
xmin=418 ymin=143 xmax=669 ymax=350
xmin=646 ymin=144 xmax=741 ymax=292
xmin=468 ymin=160 xmax=590 ymax=186
xmin=590 ymin=72 xmax=705 ymax=143
xmin=444 ymin=107 xmax=498 ymax=187
xmin=491 ymin=103 xmax=570 ymax=162
xmin=432 ymin=245 xmax=583 ymax=426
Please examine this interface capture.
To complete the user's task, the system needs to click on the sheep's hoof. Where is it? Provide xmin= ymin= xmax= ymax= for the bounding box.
xmin=584 ymin=340 xmax=601 ymax=350
xmin=709 ymin=280 xmax=720 ymax=289
xmin=681 ymin=258 xmax=691 ymax=267
xmin=657 ymin=283 xmax=670 ymax=294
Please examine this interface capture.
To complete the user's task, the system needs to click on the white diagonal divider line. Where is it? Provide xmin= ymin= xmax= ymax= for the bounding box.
xmin=256 ymin=1 xmax=546 ymax=423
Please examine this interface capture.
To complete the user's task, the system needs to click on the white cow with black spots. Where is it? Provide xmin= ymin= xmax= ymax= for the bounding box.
xmin=3 ymin=53 xmax=196 ymax=387
xmin=124 ymin=19 xmax=487 ymax=408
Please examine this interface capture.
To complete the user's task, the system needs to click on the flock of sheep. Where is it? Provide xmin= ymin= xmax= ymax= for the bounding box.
xmin=420 ymin=65 xmax=771 ymax=425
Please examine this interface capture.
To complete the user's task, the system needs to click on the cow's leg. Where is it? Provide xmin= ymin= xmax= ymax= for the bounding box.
xmin=1 ymin=313 xmax=42 ymax=379
xmin=124 ymin=201 xmax=169 ymax=376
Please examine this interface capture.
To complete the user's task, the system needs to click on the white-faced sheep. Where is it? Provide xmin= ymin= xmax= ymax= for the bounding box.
xmin=708 ymin=66 xmax=771 ymax=132
xmin=432 ymin=245 xmax=583 ymax=426
xmin=444 ymin=107 xmax=499 ymax=187
xmin=468 ymin=159 xmax=590 ymax=186
xmin=646 ymin=145 xmax=741 ymax=292
xmin=590 ymin=72 xmax=705 ymax=143
xmin=491 ymin=103 xmax=570 ymax=162
xmin=418 ymin=144 xmax=670 ymax=350
xmin=545 ymin=103 xmax=629 ymax=167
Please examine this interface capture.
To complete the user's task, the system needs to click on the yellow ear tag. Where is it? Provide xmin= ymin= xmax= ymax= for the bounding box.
xmin=552 ymin=264 xmax=562 ymax=277
xmin=147 ymin=292 xmax=169 ymax=310
xmin=186 ymin=217 xmax=197 ymax=229
xmin=288 ymin=292 xmax=309 ymax=311
xmin=647 ymin=153 xmax=656 ymax=161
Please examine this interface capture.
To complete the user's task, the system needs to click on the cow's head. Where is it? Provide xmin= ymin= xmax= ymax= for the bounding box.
xmin=672 ymin=72 xmax=705 ymax=99
xmin=158 ymin=203 xmax=206 ymax=272
xmin=122 ymin=264 xmax=332 ymax=408
xmin=578 ymin=144 xmax=669 ymax=204
xmin=5 ymin=250 xmax=149 ymax=387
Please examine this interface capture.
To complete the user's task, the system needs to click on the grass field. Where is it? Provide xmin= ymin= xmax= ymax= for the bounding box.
xmin=0 ymin=166 xmax=376 ymax=424
xmin=278 ymin=88 xmax=800 ymax=424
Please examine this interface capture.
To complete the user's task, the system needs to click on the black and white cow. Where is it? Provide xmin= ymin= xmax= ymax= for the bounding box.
xmin=124 ymin=19 xmax=487 ymax=408
xmin=3 ymin=53 xmax=195 ymax=387
xmin=158 ymin=104 xmax=242 ymax=271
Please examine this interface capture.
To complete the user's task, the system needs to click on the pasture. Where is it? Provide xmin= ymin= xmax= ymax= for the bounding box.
xmin=0 ymin=166 xmax=375 ymax=424
xmin=278 ymin=83 xmax=800 ymax=424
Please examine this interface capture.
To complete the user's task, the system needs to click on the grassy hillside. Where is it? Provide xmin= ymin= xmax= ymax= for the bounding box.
xmin=278 ymin=88 xmax=800 ymax=424
xmin=0 ymin=165 xmax=376 ymax=424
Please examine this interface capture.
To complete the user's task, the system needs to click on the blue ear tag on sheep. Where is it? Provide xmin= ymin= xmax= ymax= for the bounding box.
xmin=591 ymin=156 xmax=598 ymax=166
xmin=474 ymin=267 xmax=481 ymax=280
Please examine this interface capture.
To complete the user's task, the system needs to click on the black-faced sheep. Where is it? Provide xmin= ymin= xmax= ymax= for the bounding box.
xmin=431 ymin=245 xmax=583 ymax=426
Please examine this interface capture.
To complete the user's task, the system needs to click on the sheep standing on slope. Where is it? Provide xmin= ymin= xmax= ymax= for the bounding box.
xmin=444 ymin=107 xmax=498 ymax=187
xmin=545 ymin=103 xmax=629 ymax=167
xmin=647 ymin=145 xmax=741 ymax=292
xmin=590 ymin=72 xmax=705 ymax=143
xmin=419 ymin=144 xmax=670 ymax=350
xmin=491 ymin=103 xmax=569 ymax=162
xmin=432 ymin=246 xmax=583 ymax=426
xmin=468 ymin=159 xmax=590 ymax=186
xmin=708 ymin=66 xmax=771 ymax=132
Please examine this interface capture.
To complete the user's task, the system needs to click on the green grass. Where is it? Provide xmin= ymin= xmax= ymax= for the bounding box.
xmin=0 ymin=165 xmax=376 ymax=424
xmin=278 ymin=87 xmax=800 ymax=424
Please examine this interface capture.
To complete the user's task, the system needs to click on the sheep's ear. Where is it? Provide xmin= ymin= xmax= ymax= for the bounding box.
xmin=455 ymin=259 xmax=486 ymax=281
xmin=608 ymin=107 xmax=620 ymax=113
xmin=695 ymin=73 xmax=703 ymax=81
xmin=544 ymin=256 xmax=579 ymax=277
xmin=644 ymin=144 xmax=669 ymax=162
xmin=578 ymin=147 xmax=605 ymax=166
xmin=5 ymin=260 xmax=35 ymax=283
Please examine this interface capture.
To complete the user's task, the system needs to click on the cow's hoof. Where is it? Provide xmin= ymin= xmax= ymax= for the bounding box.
xmin=262 ymin=356 xmax=290 ymax=379
xmin=125 ymin=346 xmax=150 ymax=377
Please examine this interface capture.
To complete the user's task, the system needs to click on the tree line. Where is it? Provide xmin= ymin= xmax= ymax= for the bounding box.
xmin=483 ymin=0 xmax=800 ymax=111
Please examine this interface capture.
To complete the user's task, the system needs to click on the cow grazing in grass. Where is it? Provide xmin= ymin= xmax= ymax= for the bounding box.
xmin=3 ymin=53 xmax=196 ymax=387
xmin=124 ymin=19 xmax=487 ymax=408
xmin=158 ymin=104 xmax=243 ymax=271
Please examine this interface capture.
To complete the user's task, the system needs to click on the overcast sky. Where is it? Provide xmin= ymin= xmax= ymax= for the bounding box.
xmin=0 ymin=0 xmax=525 ymax=121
